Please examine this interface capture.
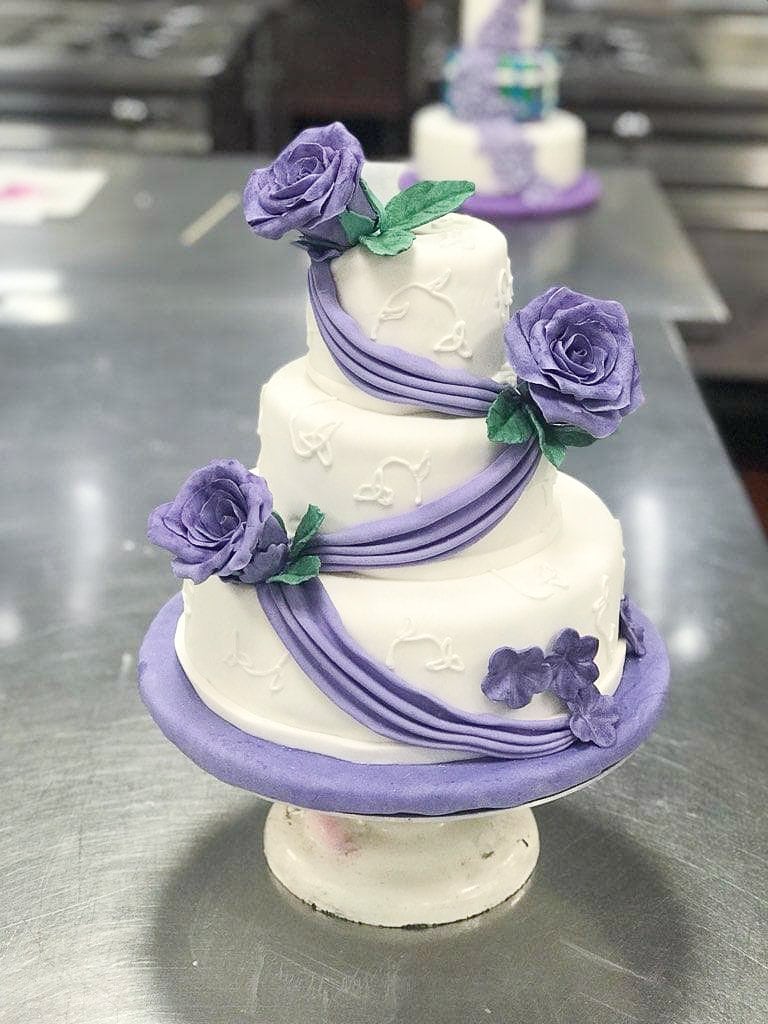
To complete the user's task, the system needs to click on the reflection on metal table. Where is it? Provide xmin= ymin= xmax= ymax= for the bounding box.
xmin=1 ymin=154 xmax=764 ymax=1024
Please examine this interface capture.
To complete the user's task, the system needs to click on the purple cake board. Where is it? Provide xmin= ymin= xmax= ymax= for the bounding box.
xmin=398 ymin=169 xmax=602 ymax=220
xmin=138 ymin=595 xmax=668 ymax=817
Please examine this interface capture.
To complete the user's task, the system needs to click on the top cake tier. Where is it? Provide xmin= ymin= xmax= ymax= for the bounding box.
xmin=461 ymin=0 xmax=542 ymax=51
xmin=306 ymin=213 xmax=512 ymax=412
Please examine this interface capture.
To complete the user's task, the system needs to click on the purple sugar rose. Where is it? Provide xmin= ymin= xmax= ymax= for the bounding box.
xmin=147 ymin=459 xmax=289 ymax=585
xmin=482 ymin=645 xmax=553 ymax=709
xmin=243 ymin=122 xmax=375 ymax=254
xmin=505 ymin=286 xmax=644 ymax=438
xmin=548 ymin=628 xmax=600 ymax=703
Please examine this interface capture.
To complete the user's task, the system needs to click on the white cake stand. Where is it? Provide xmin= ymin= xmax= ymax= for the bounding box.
xmin=263 ymin=762 xmax=624 ymax=928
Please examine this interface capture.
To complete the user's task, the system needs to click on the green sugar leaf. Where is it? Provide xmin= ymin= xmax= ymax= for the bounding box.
xmin=382 ymin=179 xmax=476 ymax=232
xmin=290 ymin=504 xmax=325 ymax=559
xmin=486 ymin=390 xmax=534 ymax=445
xmin=271 ymin=510 xmax=286 ymax=532
xmin=340 ymin=209 xmax=377 ymax=245
xmin=541 ymin=439 xmax=568 ymax=468
xmin=268 ymin=554 xmax=321 ymax=586
xmin=360 ymin=179 xmax=386 ymax=225
xmin=360 ymin=227 xmax=416 ymax=257
xmin=549 ymin=424 xmax=597 ymax=448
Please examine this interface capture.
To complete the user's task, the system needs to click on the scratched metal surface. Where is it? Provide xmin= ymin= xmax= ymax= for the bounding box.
xmin=1 ymin=154 xmax=765 ymax=1024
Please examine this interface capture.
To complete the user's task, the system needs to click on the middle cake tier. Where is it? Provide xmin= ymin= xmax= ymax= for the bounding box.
xmin=258 ymin=357 xmax=559 ymax=579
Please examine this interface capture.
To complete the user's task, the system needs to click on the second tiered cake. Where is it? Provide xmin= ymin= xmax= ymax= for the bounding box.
xmin=408 ymin=0 xmax=600 ymax=215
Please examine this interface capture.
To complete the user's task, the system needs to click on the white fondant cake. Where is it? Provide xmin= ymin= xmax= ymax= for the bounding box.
xmin=408 ymin=0 xmax=590 ymax=200
xmin=175 ymin=204 xmax=630 ymax=765
xmin=412 ymin=105 xmax=586 ymax=197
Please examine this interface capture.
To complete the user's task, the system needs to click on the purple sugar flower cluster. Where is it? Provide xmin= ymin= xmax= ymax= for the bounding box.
xmin=482 ymin=627 xmax=622 ymax=748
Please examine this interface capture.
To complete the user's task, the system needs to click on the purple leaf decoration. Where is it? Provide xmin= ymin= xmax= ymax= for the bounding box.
xmin=568 ymin=691 xmax=619 ymax=748
xmin=482 ymin=645 xmax=553 ymax=709
xmin=548 ymin=628 xmax=600 ymax=702
xmin=619 ymin=596 xmax=646 ymax=658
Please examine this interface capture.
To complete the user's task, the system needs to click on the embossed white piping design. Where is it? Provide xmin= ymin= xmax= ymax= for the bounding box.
xmin=224 ymin=630 xmax=288 ymax=692
xmin=372 ymin=269 xmax=473 ymax=360
xmin=592 ymin=574 xmax=616 ymax=646
xmin=181 ymin=580 xmax=193 ymax=619
xmin=353 ymin=453 xmax=431 ymax=508
xmin=496 ymin=263 xmax=514 ymax=325
xmin=386 ymin=618 xmax=465 ymax=673
xmin=288 ymin=397 xmax=342 ymax=468
xmin=491 ymin=562 xmax=570 ymax=601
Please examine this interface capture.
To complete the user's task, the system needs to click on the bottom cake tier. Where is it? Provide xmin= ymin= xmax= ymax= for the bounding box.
xmin=411 ymin=104 xmax=585 ymax=198
xmin=177 ymin=472 xmax=627 ymax=765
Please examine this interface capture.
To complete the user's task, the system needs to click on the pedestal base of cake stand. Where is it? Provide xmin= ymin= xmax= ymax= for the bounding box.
xmin=263 ymin=802 xmax=539 ymax=928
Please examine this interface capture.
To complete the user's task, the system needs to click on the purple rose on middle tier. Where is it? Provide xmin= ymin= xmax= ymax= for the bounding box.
xmin=505 ymin=286 xmax=644 ymax=438
xmin=243 ymin=122 xmax=376 ymax=256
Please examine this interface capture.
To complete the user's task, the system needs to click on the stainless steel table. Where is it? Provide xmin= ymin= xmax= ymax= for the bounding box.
xmin=2 ymin=156 xmax=764 ymax=1024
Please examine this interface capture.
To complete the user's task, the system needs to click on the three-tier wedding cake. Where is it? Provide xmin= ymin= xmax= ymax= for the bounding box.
xmin=141 ymin=123 xmax=665 ymax=818
xmin=406 ymin=0 xmax=600 ymax=215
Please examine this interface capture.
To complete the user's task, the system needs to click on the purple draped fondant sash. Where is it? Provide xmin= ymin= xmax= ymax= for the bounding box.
xmin=245 ymin=259 xmax=586 ymax=761
xmin=308 ymin=260 xmax=503 ymax=417
xmin=309 ymin=439 xmax=540 ymax=571
xmin=252 ymin=436 xmax=585 ymax=760
xmin=257 ymin=578 xmax=573 ymax=760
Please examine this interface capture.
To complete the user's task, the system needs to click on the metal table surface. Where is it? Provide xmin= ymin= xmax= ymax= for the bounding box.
xmin=2 ymin=156 xmax=765 ymax=1024
xmin=0 ymin=152 xmax=726 ymax=325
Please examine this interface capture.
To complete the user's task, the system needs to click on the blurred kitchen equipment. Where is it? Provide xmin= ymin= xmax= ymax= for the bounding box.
xmin=0 ymin=1 xmax=286 ymax=154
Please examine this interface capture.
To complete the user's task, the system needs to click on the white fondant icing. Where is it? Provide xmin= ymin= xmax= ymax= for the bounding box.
xmin=178 ymin=473 xmax=627 ymax=765
xmin=256 ymin=358 xmax=560 ymax=579
xmin=306 ymin=213 xmax=510 ymax=402
xmin=461 ymin=0 xmax=542 ymax=49
xmin=411 ymin=106 xmax=586 ymax=196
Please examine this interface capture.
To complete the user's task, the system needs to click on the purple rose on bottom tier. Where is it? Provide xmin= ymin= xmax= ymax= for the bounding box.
xmin=147 ymin=460 xmax=289 ymax=585
xmin=505 ymin=285 xmax=644 ymax=439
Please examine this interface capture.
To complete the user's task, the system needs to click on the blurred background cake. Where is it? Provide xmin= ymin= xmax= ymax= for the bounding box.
xmin=409 ymin=0 xmax=591 ymax=204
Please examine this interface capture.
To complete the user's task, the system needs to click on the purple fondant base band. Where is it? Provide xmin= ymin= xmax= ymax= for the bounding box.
xmin=138 ymin=595 xmax=669 ymax=816
xmin=398 ymin=170 xmax=602 ymax=220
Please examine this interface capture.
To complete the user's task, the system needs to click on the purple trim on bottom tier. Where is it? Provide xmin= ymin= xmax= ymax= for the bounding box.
xmin=137 ymin=595 xmax=669 ymax=816
xmin=399 ymin=170 xmax=602 ymax=221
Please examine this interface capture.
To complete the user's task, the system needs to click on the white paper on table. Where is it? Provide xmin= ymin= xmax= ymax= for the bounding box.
xmin=0 ymin=166 xmax=107 ymax=224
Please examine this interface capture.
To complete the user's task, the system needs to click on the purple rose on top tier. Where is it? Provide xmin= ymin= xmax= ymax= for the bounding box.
xmin=243 ymin=122 xmax=375 ymax=256
xmin=505 ymin=286 xmax=644 ymax=438
xmin=147 ymin=460 xmax=289 ymax=585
